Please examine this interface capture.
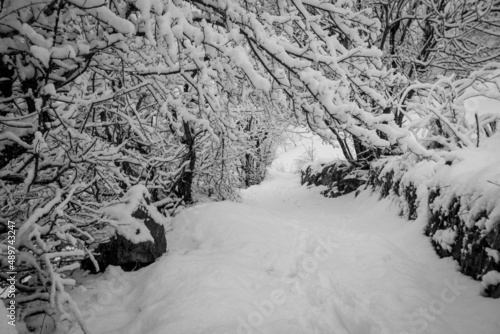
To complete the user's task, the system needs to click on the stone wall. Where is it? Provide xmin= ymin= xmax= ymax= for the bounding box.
xmin=303 ymin=158 xmax=500 ymax=298
xmin=369 ymin=160 xmax=500 ymax=298
xmin=426 ymin=189 xmax=500 ymax=298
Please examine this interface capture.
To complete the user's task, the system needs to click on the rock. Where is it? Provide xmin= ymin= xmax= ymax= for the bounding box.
xmin=485 ymin=283 xmax=500 ymax=299
xmin=426 ymin=194 xmax=500 ymax=293
xmin=82 ymin=185 xmax=168 ymax=272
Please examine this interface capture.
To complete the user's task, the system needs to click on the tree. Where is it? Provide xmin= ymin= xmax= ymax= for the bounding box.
xmin=363 ymin=0 xmax=500 ymax=124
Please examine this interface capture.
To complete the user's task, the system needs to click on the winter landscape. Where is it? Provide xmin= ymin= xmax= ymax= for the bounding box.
xmin=1 ymin=0 xmax=500 ymax=333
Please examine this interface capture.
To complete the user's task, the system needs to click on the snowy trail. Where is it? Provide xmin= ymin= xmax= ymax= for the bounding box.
xmin=71 ymin=171 xmax=500 ymax=334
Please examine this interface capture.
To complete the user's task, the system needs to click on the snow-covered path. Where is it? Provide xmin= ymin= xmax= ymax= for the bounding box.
xmin=71 ymin=171 xmax=500 ymax=334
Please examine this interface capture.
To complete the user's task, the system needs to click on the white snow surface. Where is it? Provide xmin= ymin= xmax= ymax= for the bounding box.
xmin=0 ymin=302 xmax=17 ymax=334
xmin=431 ymin=228 xmax=457 ymax=252
xmin=68 ymin=172 xmax=500 ymax=334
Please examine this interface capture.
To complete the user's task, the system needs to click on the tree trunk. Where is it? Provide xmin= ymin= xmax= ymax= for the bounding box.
xmin=177 ymin=121 xmax=196 ymax=203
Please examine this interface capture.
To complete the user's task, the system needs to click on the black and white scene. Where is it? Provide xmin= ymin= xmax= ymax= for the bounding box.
xmin=1 ymin=0 xmax=500 ymax=333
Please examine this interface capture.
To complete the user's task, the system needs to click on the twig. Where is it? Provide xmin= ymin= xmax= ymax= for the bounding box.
xmin=475 ymin=112 xmax=480 ymax=147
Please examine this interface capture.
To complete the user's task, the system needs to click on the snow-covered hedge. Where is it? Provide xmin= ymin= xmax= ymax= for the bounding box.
xmin=303 ymin=134 xmax=500 ymax=297
xmin=301 ymin=160 xmax=368 ymax=198
xmin=368 ymin=134 xmax=500 ymax=298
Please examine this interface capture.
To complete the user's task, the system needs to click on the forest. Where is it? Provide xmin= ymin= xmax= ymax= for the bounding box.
xmin=1 ymin=0 xmax=500 ymax=333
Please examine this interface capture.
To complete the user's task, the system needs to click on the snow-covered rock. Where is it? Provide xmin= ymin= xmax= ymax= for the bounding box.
xmin=82 ymin=185 xmax=169 ymax=272
xmin=482 ymin=270 xmax=500 ymax=298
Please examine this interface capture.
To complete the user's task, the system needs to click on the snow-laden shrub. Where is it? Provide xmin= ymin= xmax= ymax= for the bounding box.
xmin=368 ymin=134 xmax=500 ymax=297
xmin=301 ymin=160 xmax=368 ymax=198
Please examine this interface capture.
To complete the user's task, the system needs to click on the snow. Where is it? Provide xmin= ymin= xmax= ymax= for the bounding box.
xmin=373 ymin=131 xmax=500 ymax=236
xmin=430 ymin=133 xmax=500 ymax=233
xmin=41 ymin=83 xmax=56 ymax=96
xmin=30 ymin=45 xmax=50 ymax=67
xmin=432 ymin=229 xmax=457 ymax=252
xmin=0 ymin=302 xmax=17 ymax=334
xmin=69 ymin=0 xmax=135 ymax=35
xmin=486 ymin=248 xmax=500 ymax=263
xmin=482 ymin=271 xmax=500 ymax=288
xmin=463 ymin=95 xmax=500 ymax=125
xmin=100 ymin=185 xmax=170 ymax=244
xmin=21 ymin=23 xmax=51 ymax=48
xmin=228 ymin=46 xmax=271 ymax=91
xmin=68 ymin=162 xmax=500 ymax=333
xmin=271 ymin=127 xmax=344 ymax=173
xmin=51 ymin=45 xmax=76 ymax=59
xmin=0 ymin=112 xmax=37 ymax=151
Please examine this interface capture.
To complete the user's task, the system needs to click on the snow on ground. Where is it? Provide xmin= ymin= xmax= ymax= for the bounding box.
xmin=67 ymin=175 xmax=500 ymax=334
xmin=65 ymin=132 xmax=500 ymax=334
xmin=0 ymin=302 xmax=17 ymax=334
